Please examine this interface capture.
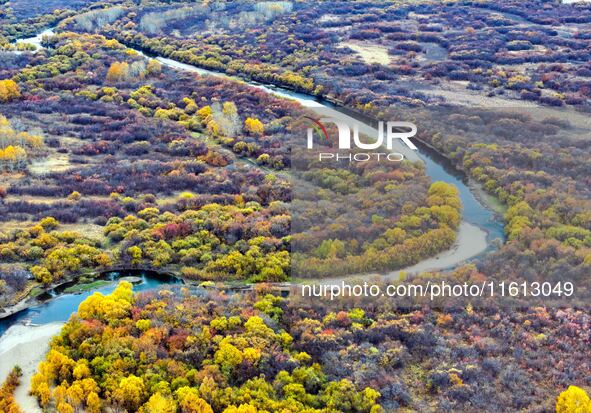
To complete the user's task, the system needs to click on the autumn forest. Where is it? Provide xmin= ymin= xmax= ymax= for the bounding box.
xmin=1 ymin=0 xmax=591 ymax=412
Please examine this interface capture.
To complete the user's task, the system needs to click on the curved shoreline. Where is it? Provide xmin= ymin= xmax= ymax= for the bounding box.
xmin=413 ymin=136 xmax=507 ymax=219
xmin=0 ymin=270 xmax=182 ymax=337
xmin=305 ymin=221 xmax=487 ymax=286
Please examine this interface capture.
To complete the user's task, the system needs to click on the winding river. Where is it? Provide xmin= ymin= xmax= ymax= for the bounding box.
xmin=0 ymin=29 xmax=505 ymax=337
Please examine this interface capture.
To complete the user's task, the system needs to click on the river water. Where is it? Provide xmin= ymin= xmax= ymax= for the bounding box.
xmin=0 ymin=270 xmax=182 ymax=336
xmin=0 ymin=29 xmax=505 ymax=337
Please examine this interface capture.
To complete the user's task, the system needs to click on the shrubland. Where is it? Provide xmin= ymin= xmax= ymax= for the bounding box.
xmin=28 ymin=281 xmax=591 ymax=413
xmin=0 ymin=3 xmax=590 ymax=412
xmin=64 ymin=0 xmax=591 ymax=108
xmin=0 ymin=31 xmax=456 ymax=301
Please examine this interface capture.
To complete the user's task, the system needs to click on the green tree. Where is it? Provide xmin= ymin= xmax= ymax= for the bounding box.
xmin=214 ymin=340 xmax=243 ymax=376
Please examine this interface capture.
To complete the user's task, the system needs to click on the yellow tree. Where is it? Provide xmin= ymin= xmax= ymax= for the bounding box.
xmin=222 ymin=101 xmax=238 ymax=116
xmin=244 ymin=117 xmax=264 ymax=136
xmin=56 ymin=402 xmax=74 ymax=413
xmin=0 ymin=79 xmax=20 ymax=102
xmin=223 ymin=405 xmax=258 ymax=413
xmin=0 ymin=367 xmax=24 ymax=413
xmin=114 ymin=375 xmax=146 ymax=412
xmin=197 ymin=105 xmax=213 ymax=121
xmin=128 ymin=245 xmax=143 ymax=265
xmin=66 ymin=383 xmax=84 ymax=409
xmin=35 ymin=382 xmax=51 ymax=408
xmin=146 ymin=59 xmax=162 ymax=75
xmin=86 ymin=392 xmax=101 ymax=413
xmin=39 ymin=216 xmax=59 ymax=230
xmin=0 ymin=145 xmax=27 ymax=171
xmin=78 ymin=282 xmax=133 ymax=322
xmin=214 ymin=339 xmax=243 ymax=376
xmin=73 ymin=361 xmax=91 ymax=380
xmin=207 ymin=119 xmax=220 ymax=136
xmin=106 ymin=62 xmax=130 ymax=83
xmin=176 ymin=386 xmax=214 ymax=413
xmin=139 ymin=393 xmax=176 ymax=413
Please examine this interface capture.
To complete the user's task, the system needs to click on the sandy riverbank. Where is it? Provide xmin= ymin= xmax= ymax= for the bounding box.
xmin=0 ymin=322 xmax=64 ymax=413
xmin=0 ymin=297 xmax=37 ymax=320
xmin=313 ymin=221 xmax=487 ymax=285
xmin=386 ymin=221 xmax=487 ymax=277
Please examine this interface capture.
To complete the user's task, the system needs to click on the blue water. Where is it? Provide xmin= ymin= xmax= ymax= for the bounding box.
xmin=0 ymin=271 xmax=182 ymax=336
xmin=417 ymin=146 xmax=506 ymax=244
xmin=321 ymin=103 xmax=506 ymax=245
xmin=1 ymin=32 xmax=506 ymax=339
